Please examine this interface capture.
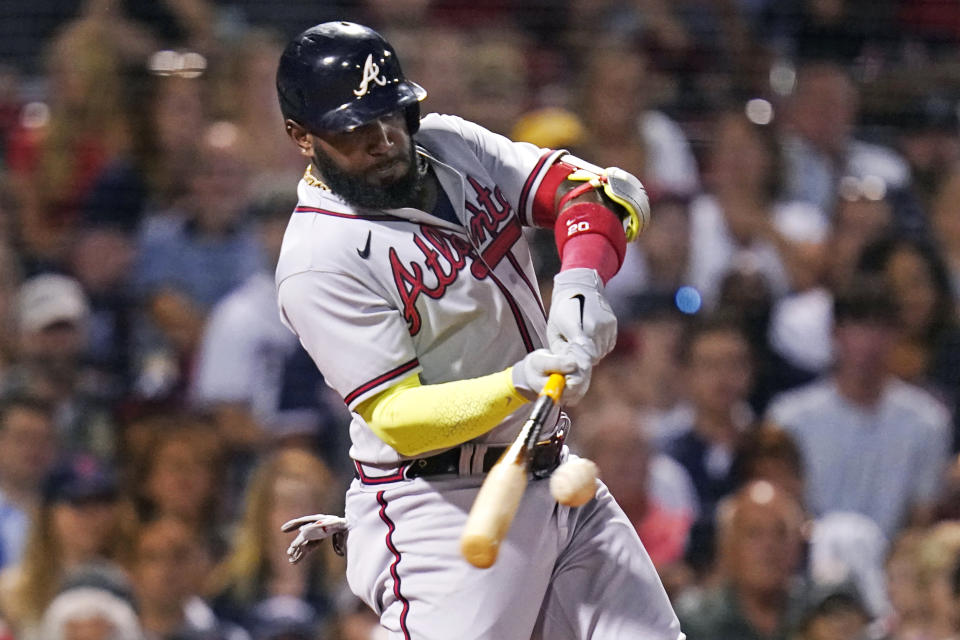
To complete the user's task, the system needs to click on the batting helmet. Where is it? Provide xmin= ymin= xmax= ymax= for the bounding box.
xmin=276 ymin=21 xmax=427 ymax=134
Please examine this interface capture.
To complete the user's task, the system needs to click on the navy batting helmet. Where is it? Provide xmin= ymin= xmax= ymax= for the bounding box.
xmin=276 ymin=21 xmax=427 ymax=134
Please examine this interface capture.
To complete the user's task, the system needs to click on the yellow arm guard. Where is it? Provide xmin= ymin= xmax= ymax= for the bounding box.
xmin=355 ymin=369 xmax=529 ymax=456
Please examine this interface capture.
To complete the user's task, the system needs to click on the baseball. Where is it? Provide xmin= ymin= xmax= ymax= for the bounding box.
xmin=550 ymin=458 xmax=598 ymax=507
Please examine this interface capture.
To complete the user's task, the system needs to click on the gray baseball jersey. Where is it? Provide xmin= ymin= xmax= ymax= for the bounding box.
xmin=276 ymin=112 xmax=684 ymax=639
xmin=277 ymin=113 xmax=563 ymax=465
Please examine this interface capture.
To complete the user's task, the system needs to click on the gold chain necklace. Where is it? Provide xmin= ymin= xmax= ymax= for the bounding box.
xmin=302 ymin=164 xmax=329 ymax=190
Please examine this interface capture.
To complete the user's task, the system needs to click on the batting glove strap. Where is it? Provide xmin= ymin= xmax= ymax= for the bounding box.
xmin=281 ymin=513 xmax=349 ymax=564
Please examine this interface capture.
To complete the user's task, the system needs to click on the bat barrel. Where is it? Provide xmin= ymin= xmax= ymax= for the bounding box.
xmin=460 ymin=461 xmax=528 ymax=568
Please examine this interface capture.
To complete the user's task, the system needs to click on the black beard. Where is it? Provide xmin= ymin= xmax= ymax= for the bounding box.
xmin=312 ymin=144 xmax=422 ymax=210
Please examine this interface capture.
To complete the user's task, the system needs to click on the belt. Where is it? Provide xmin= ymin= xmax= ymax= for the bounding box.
xmin=354 ymin=432 xmax=565 ymax=484
xmin=405 ymin=445 xmax=506 ymax=478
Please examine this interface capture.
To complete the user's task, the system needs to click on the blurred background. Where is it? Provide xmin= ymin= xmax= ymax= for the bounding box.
xmin=0 ymin=0 xmax=959 ymax=638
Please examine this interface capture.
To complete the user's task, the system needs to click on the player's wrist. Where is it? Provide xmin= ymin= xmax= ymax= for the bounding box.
xmin=558 ymin=235 xmax=620 ymax=283
xmin=503 ymin=367 xmax=531 ymax=402
xmin=553 ymin=267 xmax=604 ymax=291
xmin=554 ymin=202 xmax=626 ymax=284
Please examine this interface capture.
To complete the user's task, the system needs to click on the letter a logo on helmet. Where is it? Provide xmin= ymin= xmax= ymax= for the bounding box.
xmin=276 ymin=21 xmax=427 ymax=134
xmin=354 ymin=54 xmax=388 ymax=97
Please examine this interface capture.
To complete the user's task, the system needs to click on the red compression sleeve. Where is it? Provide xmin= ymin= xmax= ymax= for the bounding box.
xmin=531 ymin=161 xmax=576 ymax=227
xmin=554 ymin=202 xmax=627 ymax=283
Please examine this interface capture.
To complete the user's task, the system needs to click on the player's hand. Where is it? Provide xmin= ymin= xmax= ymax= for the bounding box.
xmin=281 ymin=513 xmax=349 ymax=564
xmin=555 ymin=342 xmax=593 ymax=407
xmin=511 ymin=345 xmax=593 ymax=406
xmin=512 ymin=349 xmax=577 ymax=401
xmin=547 ymin=268 xmax=617 ymax=364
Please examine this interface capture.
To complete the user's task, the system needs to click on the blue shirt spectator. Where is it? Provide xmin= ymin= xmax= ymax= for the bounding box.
xmin=766 ymin=277 xmax=951 ymax=538
xmin=135 ymin=214 xmax=262 ymax=311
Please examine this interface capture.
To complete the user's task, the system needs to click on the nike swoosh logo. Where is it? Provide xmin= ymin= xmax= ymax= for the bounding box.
xmin=572 ymin=294 xmax=586 ymax=328
xmin=357 ymin=231 xmax=372 ymax=259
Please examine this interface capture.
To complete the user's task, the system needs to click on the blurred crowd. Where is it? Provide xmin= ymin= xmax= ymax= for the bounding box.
xmin=0 ymin=0 xmax=959 ymax=638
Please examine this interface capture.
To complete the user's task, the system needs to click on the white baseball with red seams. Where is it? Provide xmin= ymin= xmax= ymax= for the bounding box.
xmin=276 ymin=113 xmax=685 ymax=639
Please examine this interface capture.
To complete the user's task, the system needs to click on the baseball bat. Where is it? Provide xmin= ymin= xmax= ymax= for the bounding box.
xmin=460 ymin=373 xmax=565 ymax=569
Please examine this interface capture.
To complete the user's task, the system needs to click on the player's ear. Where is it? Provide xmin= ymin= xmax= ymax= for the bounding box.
xmin=286 ymin=120 xmax=314 ymax=157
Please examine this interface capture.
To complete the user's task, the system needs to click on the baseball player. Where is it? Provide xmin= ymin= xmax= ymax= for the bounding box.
xmin=274 ymin=21 xmax=684 ymax=640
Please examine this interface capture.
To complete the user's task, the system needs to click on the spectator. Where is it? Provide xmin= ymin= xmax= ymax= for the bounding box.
xmin=576 ymin=41 xmax=700 ymax=193
xmin=676 ymin=480 xmax=806 ymax=640
xmin=68 ymin=222 xmax=138 ymax=395
xmin=134 ymin=122 xmax=260 ymax=310
xmin=791 ymin=581 xmax=872 ymax=640
xmin=210 ymin=29 xmax=303 ymax=186
xmin=127 ymin=415 xmax=225 ymax=549
xmin=6 ymin=273 xmax=118 ymax=459
xmin=947 ymin=546 xmax=960 ymax=640
xmin=936 ymin=454 xmax=960 ymax=522
xmin=664 ymin=312 xmax=755 ymax=569
xmin=807 ymin=512 xmax=890 ymax=620
xmin=5 ymin=17 xmax=132 ymax=267
xmin=83 ymin=65 xmax=206 ymax=233
xmin=734 ymin=427 xmax=893 ymax=619
xmin=689 ymin=106 xmax=828 ymax=308
xmin=0 ymin=455 xmax=132 ymax=639
xmin=574 ymin=404 xmax=696 ymax=573
xmin=915 ymin=522 xmax=960 ymax=640
xmin=133 ymin=122 xmax=262 ymax=401
xmin=382 ymin=25 xmax=469 ymax=124
xmin=190 ymin=190 xmax=346 ymax=465
xmin=209 ymin=448 xmax=344 ymax=633
xmin=730 ymin=425 xmax=805 ymax=506
xmin=895 ymin=93 xmax=960 ymax=215
xmin=574 ymin=40 xmax=648 ymax=174
xmin=766 ymin=277 xmax=951 ymax=539
xmin=455 ymin=27 xmax=531 ymax=137
xmin=931 ymin=168 xmax=960 ymax=302
xmin=716 ymin=266 xmax=816 ymax=414
xmin=75 ymin=67 xmax=208 ymax=395
xmin=781 ymin=60 xmax=910 ymax=215
xmin=0 ymin=394 xmax=57 ymax=571
xmin=883 ymin=529 xmax=927 ymax=640
xmin=768 ymin=176 xmax=896 ymax=377
xmin=618 ymin=293 xmax=691 ymax=446
xmin=39 ymin=564 xmax=143 ymax=640
xmin=858 ymin=234 xmax=960 ymax=444
xmin=129 ymin=517 xmax=248 ymax=640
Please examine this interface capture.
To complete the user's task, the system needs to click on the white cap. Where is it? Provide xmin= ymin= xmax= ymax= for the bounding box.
xmin=17 ymin=274 xmax=90 ymax=333
xmin=41 ymin=586 xmax=144 ymax=640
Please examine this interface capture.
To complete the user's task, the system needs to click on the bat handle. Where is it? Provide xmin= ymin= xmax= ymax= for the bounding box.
xmin=541 ymin=373 xmax=565 ymax=402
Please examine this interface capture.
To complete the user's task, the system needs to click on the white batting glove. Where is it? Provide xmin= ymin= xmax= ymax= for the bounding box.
xmin=556 ymin=342 xmax=593 ymax=407
xmin=547 ymin=268 xmax=617 ymax=364
xmin=512 ymin=349 xmax=577 ymax=400
xmin=511 ymin=345 xmax=593 ymax=407
xmin=281 ymin=513 xmax=349 ymax=564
